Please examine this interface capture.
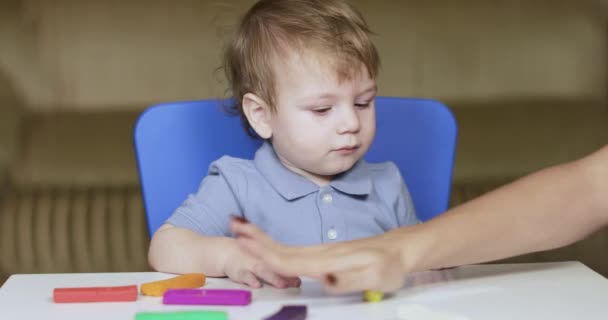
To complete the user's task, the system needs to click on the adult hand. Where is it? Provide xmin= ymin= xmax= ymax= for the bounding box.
xmin=231 ymin=218 xmax=416 ymax=293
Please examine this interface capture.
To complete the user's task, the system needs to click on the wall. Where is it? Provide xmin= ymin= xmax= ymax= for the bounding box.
xmin=0 ymin=0 xmax=605 ymax=111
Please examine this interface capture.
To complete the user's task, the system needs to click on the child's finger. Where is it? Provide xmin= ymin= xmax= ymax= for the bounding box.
xmin=236 ymin=237 xmax=286 ymax=272
xmin=231 ymin=219 xmax=277 ymax=248
xmin=232 ymin=218 xmax=323 ymax=255
xmin=287 ymin=277 xmax=302 ymax=288
xmin=230 ymin=218 xmax=331 ymax=264
xmin=235 ymin=269 xmax=261 ymax=288
xmin=253 ymin=263 xmax=289 ymax=288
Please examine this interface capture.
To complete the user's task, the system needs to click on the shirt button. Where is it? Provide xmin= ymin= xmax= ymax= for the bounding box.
xmin=327 ymin=228 xmax=338 ymax=240
xmin=322 ymin=193 xmax=333 ymax=204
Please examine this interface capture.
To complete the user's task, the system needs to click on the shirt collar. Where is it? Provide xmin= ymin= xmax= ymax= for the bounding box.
xmin=254 ymin=141 xmax=318 ymax=200
xmin=330 ymin=160 xmax=373 ymax=196
xmin=254 ymin=141 xmax=373 ymax=200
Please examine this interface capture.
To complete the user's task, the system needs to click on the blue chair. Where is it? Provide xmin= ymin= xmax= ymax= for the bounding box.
xmin=134 ymin=97 xmax=457 ymax=236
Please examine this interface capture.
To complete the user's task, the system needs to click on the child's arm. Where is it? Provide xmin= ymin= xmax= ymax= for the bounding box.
xmin=393 ymin=164 xmax=420 ymax=226
xmin=147 ymin=157 xmax=300 ymax=288
xmin=148 ymin=224 xmax=237 ymax=277
xmin=148 ymin=223 xmax=301 ymax=288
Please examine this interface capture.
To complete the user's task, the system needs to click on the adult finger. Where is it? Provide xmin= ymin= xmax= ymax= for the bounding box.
xmin=237 ymin=236 xmax=327 ymax=279
xmin=323 ymin=267 xmax=402 ymax=294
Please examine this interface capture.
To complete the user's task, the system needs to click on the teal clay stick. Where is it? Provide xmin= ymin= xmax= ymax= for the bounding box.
xmin=135 ymin=310 xmax=228 ymax=320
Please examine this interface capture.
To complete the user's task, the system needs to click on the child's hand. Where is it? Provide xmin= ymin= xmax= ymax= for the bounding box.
xmin=222 ymin=246 xmax=302 ymax=289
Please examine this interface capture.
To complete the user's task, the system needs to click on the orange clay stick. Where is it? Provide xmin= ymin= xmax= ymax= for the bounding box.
xmin=141 ymin=273 xmax=206 ymax=297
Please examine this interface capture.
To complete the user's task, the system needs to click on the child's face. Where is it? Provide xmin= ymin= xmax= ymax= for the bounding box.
xmin=268 ymin=50 xmax=377 ymax=185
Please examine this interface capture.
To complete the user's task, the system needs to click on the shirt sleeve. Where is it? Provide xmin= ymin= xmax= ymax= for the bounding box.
xmin=395 ymin=178 xmax=421 ymax=226
xmin=165 ymin=158 xmax=243 ymax=237
xmin=386 ymin=162 xmax=420 ymax=226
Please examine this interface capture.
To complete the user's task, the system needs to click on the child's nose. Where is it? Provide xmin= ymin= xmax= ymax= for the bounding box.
xmin=337 ymin=107 xmax=361 ymax=134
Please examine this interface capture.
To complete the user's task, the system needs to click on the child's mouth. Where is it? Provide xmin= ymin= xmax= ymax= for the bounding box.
xmin=334 ymin=146 xmax=359 ymax=155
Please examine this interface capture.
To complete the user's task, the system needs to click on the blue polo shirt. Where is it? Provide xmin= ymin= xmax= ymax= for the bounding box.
xmin=166 ymin=142 xmax=419 ymax=245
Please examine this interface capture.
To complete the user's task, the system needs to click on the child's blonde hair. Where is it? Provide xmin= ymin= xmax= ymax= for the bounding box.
xmin=223 ymin=0 xmax=380 ymax=136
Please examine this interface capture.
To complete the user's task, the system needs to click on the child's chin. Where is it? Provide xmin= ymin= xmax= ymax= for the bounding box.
xmin=322 ymin=162 xmax=357 ymax=176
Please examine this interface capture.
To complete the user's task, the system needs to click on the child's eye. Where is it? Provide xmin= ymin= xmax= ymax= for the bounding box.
xmin=355 ymin=102 xmax=371 ymax=108
xmin=312 ymin=107 xmax=331 ymax=115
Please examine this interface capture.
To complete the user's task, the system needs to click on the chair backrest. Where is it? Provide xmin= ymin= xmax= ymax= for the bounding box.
xmin=134 ymin=97 xmax=457 ymax=236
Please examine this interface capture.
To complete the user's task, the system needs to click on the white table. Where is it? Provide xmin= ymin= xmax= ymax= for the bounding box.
xmin=1 ymin=262 xmax=607 ymax=319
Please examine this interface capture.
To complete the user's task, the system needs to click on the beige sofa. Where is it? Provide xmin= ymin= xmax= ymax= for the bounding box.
xmin=1 ymin=0 xmax=607 ymax=284
xmin=1 ymin=98 xmax=606 ymax=285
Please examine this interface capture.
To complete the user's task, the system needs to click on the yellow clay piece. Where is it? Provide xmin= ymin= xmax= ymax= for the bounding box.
xmin=141 ymin=273 xmax=206 ymax=297
xmin=363 ymin=290 xmax=384 ymax=302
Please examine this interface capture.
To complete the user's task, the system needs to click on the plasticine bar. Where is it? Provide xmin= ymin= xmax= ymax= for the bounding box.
xmin=141 ymin=273 xmax=206 ymax=297
xmin=53 ymin=285 xmax=138 ymax=303
xmin=135 ymin=311 xmax=227 ymax=320
xmin=363 ymin=290 xmax=384 ymax=302
xmin=263 ymin=305 xmax=307 ymax=320
xmin=163 ymin=288 xmax=252 ymax=306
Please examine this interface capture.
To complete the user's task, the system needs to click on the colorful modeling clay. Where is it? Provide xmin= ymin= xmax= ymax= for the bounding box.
xmin=363 ymin=290 xmax=384 ymax=302
xmin=141 ymin=273 xmax=206 ymax=297
xmin=135 ymin=311 xmax=228 ymax=320
xmin=263 ymin=305 xmax=307 ymax=320
xmin=53 ymin=285 xmax=138 ymax=303
xmin=163 ymin=288 xmax=252 ymax=306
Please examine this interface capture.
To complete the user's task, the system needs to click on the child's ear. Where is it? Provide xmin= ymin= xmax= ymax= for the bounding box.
xmin=242 ymin=93 xmax=273 ymax=139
